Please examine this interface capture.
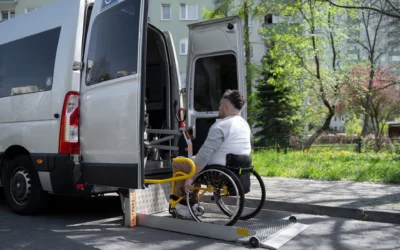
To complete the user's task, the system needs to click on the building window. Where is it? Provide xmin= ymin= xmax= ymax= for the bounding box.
xmin=264 ymin=14 xmax=273 ymax=24
xmin=161 ymin=4 xmax=171 ymax=20
xmin=249 ymin=15 xmax=254 ymax=27
xmin=243 ymin=15 xmax=255 ymax=27
xmin=0 ymin=11 xmax=14 ymax=22
xmin=243 ymin=45 xmax=254 ymax=59
xmin=180 ymin=4 xmax=197 ymax=20
xmin=391 ymin=56 xmax=400 ymax=62
xmin=180 ymin=39 xmax=188 ymax=55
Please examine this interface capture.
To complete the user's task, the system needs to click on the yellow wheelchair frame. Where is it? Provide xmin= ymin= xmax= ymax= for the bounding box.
xmin=144 ymin=157 xmax=196 ymax=210
xmin=144 ymin=157 xmax=230 ymax=213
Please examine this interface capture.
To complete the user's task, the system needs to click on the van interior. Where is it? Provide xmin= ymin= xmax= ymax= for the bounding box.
xmin=143 ymin=25 xmax=177 ymax=179
xmin=142 ymin=24 xmax=240 ymax=179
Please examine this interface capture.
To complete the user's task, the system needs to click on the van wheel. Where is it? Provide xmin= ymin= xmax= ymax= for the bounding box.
xmin=3 ymin=155 xmax=48 ymax=215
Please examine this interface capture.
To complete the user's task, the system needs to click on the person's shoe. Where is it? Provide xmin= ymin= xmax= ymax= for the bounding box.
xmin=174 ymin=203 xmax=192 ymax=219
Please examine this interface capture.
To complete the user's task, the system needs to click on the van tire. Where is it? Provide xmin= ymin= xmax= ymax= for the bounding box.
xmin=3 ymin=155 xmax=48 ymax=215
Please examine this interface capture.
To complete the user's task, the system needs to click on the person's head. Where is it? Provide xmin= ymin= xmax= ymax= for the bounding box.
xmin=218 ymin=89 xmax=245 ymax=118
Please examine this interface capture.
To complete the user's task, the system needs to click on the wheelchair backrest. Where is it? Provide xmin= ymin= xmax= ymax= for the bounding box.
xmin=226 ymin=153 xmax=252 ymax=169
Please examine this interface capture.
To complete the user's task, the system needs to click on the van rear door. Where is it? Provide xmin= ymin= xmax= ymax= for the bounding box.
xmin=79 ymin=0 xmax=148 ymax=189
xmin=162 ymin=31 xmax=182 ymax=148
xmin=185 ymin=17 xmax=246 ymax=154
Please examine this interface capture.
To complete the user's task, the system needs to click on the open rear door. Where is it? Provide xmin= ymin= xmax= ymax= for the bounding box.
xmin=162 ymin=30 xmax=182 ymax=151
xmin=185 ymin=16 xmax=246 ymax=155
xmin=79 ymin=0 xmax=148 ymax=189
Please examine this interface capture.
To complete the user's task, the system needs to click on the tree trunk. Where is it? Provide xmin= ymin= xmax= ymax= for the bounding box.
xmin=243 ymin=0 xmax=252 ymax=123
xmin=361 ymin=65 xmax=375 ymax=137
xmin=303 ymin=104 xmax=335 ymax=150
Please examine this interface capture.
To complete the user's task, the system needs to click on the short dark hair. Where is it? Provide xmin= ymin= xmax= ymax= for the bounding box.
xmin=222 ymin=89 xmax=245 ymax=110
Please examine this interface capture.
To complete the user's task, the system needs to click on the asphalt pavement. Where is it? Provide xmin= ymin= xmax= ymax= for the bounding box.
xmin=1 ymin=187 xmax=400 ymax=250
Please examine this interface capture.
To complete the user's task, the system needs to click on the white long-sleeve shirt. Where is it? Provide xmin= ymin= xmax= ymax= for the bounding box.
xmin=192 ymin=115 xmax=252 ymax=168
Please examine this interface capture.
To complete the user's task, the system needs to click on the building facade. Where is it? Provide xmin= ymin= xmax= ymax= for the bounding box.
xmin=0 ymin=0 xmax=54 ymax=19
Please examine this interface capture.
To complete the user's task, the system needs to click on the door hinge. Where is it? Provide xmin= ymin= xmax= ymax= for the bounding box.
xmin=73 ymin=61 xmax=84 ymax=71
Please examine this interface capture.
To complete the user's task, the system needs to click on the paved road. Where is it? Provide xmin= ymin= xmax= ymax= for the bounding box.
xmin=1 ymin=188 xmax=400 ymax=250
xmin=245 ymin=176 xmax=400 ymax=224
xmin=258 ymin=177 xmax=400 ymax=212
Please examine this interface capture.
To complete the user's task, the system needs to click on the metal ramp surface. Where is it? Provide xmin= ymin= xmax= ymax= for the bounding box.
xmin=123 ymin=183 xmax=308 ymax=249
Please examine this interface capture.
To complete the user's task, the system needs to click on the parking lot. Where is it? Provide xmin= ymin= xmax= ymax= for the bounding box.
xmin=1 ymin=189 xmax=400 ymax=250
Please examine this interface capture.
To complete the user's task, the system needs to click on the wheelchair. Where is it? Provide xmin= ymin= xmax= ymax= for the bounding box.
xmin=168 ymin=154 xmax=266 ymax=226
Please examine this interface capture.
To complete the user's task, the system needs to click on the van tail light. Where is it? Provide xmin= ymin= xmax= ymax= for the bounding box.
xmin=59 ymin=91 xmax=80 ymax=154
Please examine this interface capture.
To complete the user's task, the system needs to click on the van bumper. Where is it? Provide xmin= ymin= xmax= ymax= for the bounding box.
xmin=31 ymin=154 xmax=118 ymax=196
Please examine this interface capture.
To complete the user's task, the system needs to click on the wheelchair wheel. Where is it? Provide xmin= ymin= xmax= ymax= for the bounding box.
xmin=185 ymin=166 xmax=244 ymax=226
xmin=240 ymin=169 xmax=266 ymax=220
xmin=217 ymin=169 xmax=266 ymax=220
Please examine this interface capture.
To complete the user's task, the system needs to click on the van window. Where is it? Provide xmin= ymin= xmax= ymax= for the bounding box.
xmin=193 ymin=54 xmax=238 ymax=111
xmin=86 ymin=0 xmax=141 ymax=85
xmin=0 ymin=27 xmax=60 ymax=98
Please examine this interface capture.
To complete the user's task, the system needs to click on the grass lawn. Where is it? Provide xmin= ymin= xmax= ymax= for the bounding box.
xmin=252 ymin=149 xmax=400 ymax=184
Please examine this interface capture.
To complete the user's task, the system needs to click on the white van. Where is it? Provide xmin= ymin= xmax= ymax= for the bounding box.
xmin=0 ymin=0 xmax=246 ymax=215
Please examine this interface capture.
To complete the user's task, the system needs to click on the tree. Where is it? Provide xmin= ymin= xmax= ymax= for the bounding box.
xmin=253 ymin=42 xmax=302 ymax=146
xmin=261 ymin=0 xmax=355 ymax=150
xmin=324 ymin=0 xmax=400 ymax=19
xmin=347 ymin=66 xmax=400 ymax=149
xmin=344 ymin=0 xmax=397 ymax=137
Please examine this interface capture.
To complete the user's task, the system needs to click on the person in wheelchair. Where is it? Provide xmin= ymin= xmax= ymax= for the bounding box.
xmin=172 ymin=89 xmax=252 ymax=218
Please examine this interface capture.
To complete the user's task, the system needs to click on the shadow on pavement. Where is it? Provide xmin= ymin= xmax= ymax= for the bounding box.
xmin=0 ymin=188 xmax=249 ymax=250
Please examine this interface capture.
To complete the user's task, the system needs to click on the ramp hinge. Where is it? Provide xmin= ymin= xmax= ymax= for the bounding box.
xmin=73 ymin=61 xmax=84 ymax=71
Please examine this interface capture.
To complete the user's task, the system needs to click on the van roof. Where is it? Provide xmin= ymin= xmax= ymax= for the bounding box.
xmin=0 ymin=0 xmax=86 ymax=46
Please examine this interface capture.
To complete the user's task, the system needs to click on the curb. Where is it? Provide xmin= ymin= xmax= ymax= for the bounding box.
xmin=262 ymin=199 xmax=400 ymax=225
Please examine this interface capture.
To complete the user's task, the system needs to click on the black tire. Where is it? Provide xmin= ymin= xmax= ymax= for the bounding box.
xmin=240 ymin=169 xmax=266 ymax=220
xmin=217 ymin=169 xmax=266 ymax=220
xmin=186 ymin=165 xmax=245 ymax=226
xmin=3 ymin=155 xmax=48 ymax=215
xmin=249 ymin=236 xmax=260 ymax=248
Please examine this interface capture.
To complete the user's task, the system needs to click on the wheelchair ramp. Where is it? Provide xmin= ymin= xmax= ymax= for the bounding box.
xmin=235 ymin=218 xmax=308 ymax=249
xmin=137 ymin=211 xmax=308 ymax=249
xmin=126 ymin=183 xmax=308 ymax=249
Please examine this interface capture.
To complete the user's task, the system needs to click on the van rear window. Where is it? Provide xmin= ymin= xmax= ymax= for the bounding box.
xmin=0 ymin=27 xmax=60 ymax=98
xmin=86 ymin=0 xmax=141 ymax=85
xmin=193 ymin=54 xmax=238 ymax=111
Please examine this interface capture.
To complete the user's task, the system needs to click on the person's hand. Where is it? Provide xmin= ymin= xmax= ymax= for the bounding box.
xmin=185 ymin=177 xmax=194 ymax=193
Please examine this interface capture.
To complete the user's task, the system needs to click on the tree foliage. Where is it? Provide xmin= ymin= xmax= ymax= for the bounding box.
xmin=340 ymin=0 xmax=399 ymax=137
xmin=346 ymin=66 xmax=400 ymax=142
xmin=325 ymin=0 xmax=400 ymax=19
xmin=252 ymin=42 xmax=303 ymax=146
xmin=260 ymin=0 xmax=356 ymax=149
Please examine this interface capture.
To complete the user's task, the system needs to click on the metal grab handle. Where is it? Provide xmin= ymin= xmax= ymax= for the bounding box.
xmin=144 ymin=157 xmax=196 ymax=184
